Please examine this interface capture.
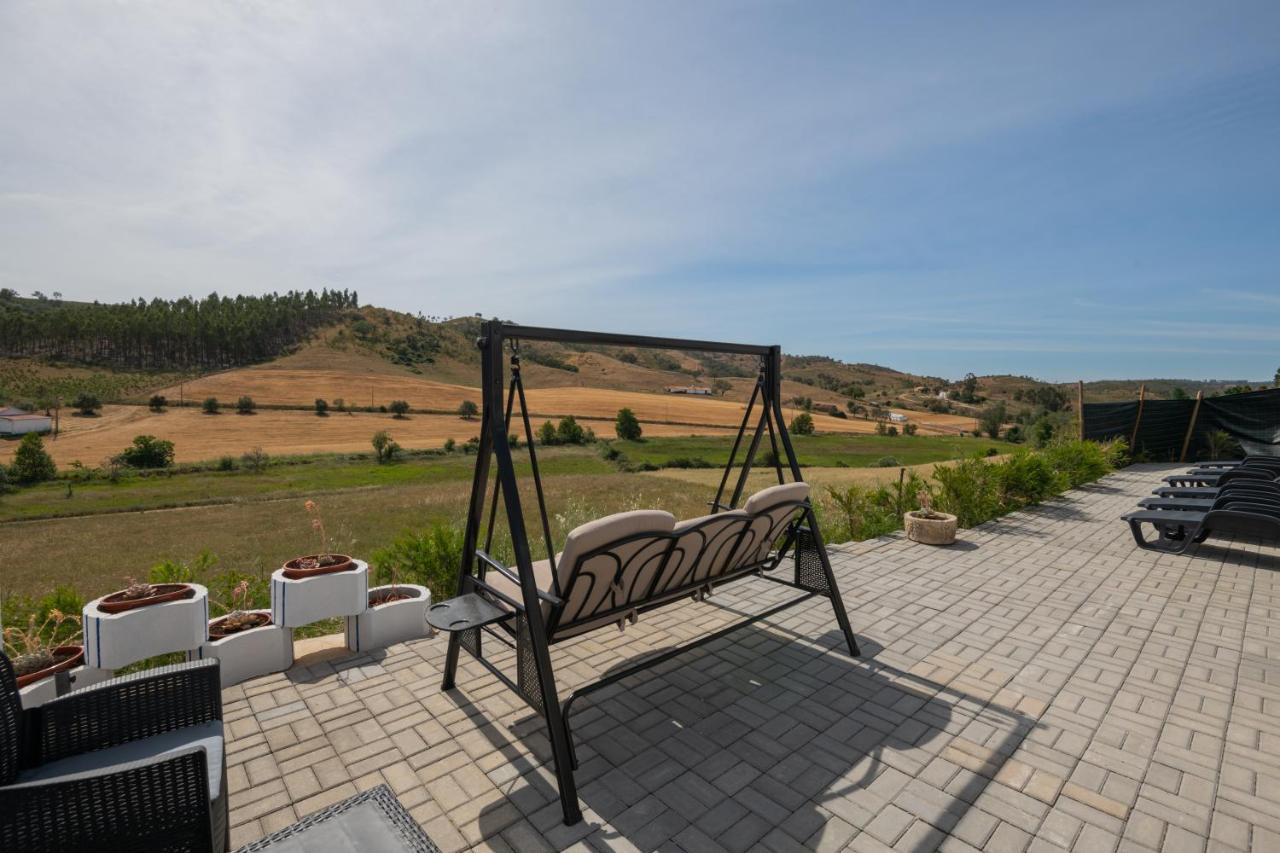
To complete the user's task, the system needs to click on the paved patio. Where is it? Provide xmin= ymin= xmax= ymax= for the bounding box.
xmin=222 ymin=464 xmax=1280 ymax=852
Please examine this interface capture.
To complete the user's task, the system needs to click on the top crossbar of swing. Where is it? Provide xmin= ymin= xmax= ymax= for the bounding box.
xmin=494 ymin=322 xmax=773 ymax=356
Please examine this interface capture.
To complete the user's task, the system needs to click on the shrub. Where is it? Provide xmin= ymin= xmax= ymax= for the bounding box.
xmin=903 ymin=422 xmax=917 ymax=435
xmin=508 ymin=433 xmax=520 ymax=449
xmin=790 ymin=412 xmax=815 ymax=436
xmin=615 ymin=408 xmax=642 ymax=441
xmin=457 ymin=400 xmax=479 ymax=420
xmin=874 ymin=456 xmax=900 ymax=467
xmin=314 ymin=398 xmax=329 ymax=416
xmin=148 ymin=394 xmax=167 ymax=412
xmin=236 ymin=395 xmax=255 ymax=415
xmin=538 ymin=421 xmax=558 ymax=446
xmin=372 ymin=430 xmax=401 ymax=463
xmin=333 ymin=398 xmax=345 ymax=413
xmin=875 ymin=421 xmax=888 ymax=436
xmin=979 ymin=402 xmax=1006 ymax=439
xmin=664 ymin=457 xmax=713 ymax=469
xmin=73 ymin=393 xmax=101 ymax=416
xmin=1203 ymin=430 xmax=1242 ymax=461
xmin=217 ymin=455 xmax=236 ymax=471
xmin=202 ymin=397 xmax=219 ymax=414
xmin=462 ymin=436 xmax=480 ymax=454
xmin=0 ymin=464 xmax=9 ymax=493
xmin=371 ymin=522 xmax=465 ymax=599
xmin=1003 ymin=424 xmax=1025 ymax=444
xmin=119 ymin=434 xmax=175 ymax=469
xmin=389 ymin=400 xmax=410 ymax=418
xmin=886 ymin=425 xmax=899 ymax=437
xmin=599 ymin=444 xmax=622 ymax=462
xmin=443 ymin=438 xmax=456 ymax=453
xmin=10 ymin=432 xmax=56 ymax=484
xmin=241 ymin=446 xmax=269 ymax=472
xmin=557 ymin=415 xmax=589 ymax=445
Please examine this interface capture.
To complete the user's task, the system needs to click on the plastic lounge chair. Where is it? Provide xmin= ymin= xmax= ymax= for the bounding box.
xmin=1162 ymin=465 xmax=1280 ymax=488
xmin=0 ymin=655 xmax=228 ymax=853
xmin=1123 ymin=500 xmax=1280 ymax=554
xmin=1140 ymin=481 xmax=1280 ymax=511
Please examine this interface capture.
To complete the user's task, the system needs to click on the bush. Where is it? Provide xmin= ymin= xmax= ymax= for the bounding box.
xmin=241 ymin=446 xmax=269 ymax=472
xmin=217 ymin=455 xmax=236 ymax=471
xmin=874 ymin=456 xmax=900 ymax=467
xmin=372 ymin=430 xmax=401 ymax=463
xmin=443 ymin=438 xmax=456 ymax=453
xmin=790 ymin=412 xmax=815 ymax=436
xmin=903 ymin=423 xmax=918 ymax=436
xmin=457 ymin=400 xmax=479 ymax=420
xmin=886 ymin=425 xmax=899 ymax=437
xmin=389 ymin=400 xmax=410 ymax=418
xmin=119 ymin=434 xmax=175 ymax=469
xmin=73 ymin=393 xmax=101 ymax=416
xmin=202 ymin=397 xmax=219 ymax=414
xmin=979 ymin=402 xmax=1006 ymax=439
xmin=663 ymin=457 xmax=713 ymax=469
xmin=148 ymin=395 xmax=167 ymax=412
xmin=314 ymin=398 xmax=329 ymax=416
xmin=371 ymin=522 xmax=465 ymax=599
xmin=538 ymin=421 xmax=557 ymax=446
xmin=557 ymin=416 xmax=590 ymax=445
xmin=10 ymin=432 xmax=56 ymax=484
xmin=236 ymin=395 xmax=255 ymax=415
xmin=615 ymin=408 xmax=642 ymax=441
xmin=0 ymin=464 xmax=9 ymax=493
xmin=462 ymin=436 xmax=480 ymax=454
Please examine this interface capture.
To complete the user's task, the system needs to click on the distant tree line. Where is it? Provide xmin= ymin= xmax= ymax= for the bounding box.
xmin=0 ymin=288 xmax=358 ymax=370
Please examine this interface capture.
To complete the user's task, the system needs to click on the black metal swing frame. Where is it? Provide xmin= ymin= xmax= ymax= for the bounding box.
xmin=431 ymin=321 xmax=860 ymax=825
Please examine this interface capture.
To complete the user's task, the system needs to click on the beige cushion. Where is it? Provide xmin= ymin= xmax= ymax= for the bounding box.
xmin=555 ymin=510 xmax=675 ymax=628
xmin=735 ymin=482 xmax=811 ymax=568
xmin=652 ymin=511 xmax=751 ymax=596
xmin=484 ymin=558 xmax=555 ymax=615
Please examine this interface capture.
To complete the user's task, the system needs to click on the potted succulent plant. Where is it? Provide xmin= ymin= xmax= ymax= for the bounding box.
xmin=191 ymin=580 xmax=293 ymax=688
xmin=98 ymin=577 xmax=196 ymax=613
xmin=904 ymin=491 xmax=958 ymax=546
xmin=346 ymin=562 xmax=431 ymax=653
xmin=283 ymin=500 xmax=356 ymax=579
xmin=3 ymin=608 xmax=85 ymax=688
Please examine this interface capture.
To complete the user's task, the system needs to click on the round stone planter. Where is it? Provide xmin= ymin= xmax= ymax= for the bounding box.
xmin=83 ymin=583 xmax=209 ymax=670
xmin=188 ymin=609 xmax=294 ymax=688
xmin=904 ymin=511 xmax=958 ymax=545
xmin=271 ymin=560 xmax=368 ymax=629
xmin=346 ymin=585 xmax=432 ymax=653
xmin=19 ymin=664 xmax=113 ymax=709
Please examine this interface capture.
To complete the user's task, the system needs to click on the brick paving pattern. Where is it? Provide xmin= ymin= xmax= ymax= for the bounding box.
xmin=223 ymin=465 xmax=1280 ymax=851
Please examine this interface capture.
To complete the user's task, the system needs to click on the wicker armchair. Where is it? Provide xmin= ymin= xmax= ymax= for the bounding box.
xmin=0 ymin=653 xmax=228 ymax=853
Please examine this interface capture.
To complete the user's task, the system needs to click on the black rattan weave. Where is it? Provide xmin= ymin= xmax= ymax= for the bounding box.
xmin=233 ymin=783 xmax=440 ymax=852
xmin=793 ymin=526 xmax=832 ymax=596
xmin=0 ymin=654 xmax=228 ymax=853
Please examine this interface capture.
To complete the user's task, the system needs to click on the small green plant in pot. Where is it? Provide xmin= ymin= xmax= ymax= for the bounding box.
xmin=208 ymin=580 xmax=271 ymax=639
xmin=904 ymin=490 xmax=958 ymax=546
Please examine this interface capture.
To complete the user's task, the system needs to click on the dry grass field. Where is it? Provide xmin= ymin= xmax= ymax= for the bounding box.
xmin=2 ymin=472 xmax=718 ymax=599
xmin=0 ymin=406 xmax=738 ymax=467
xmin=646 ymin=459 xmax=966 ymax=495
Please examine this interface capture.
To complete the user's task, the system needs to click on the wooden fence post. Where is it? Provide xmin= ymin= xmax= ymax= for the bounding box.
xmin=1129 ymin=383 xmax=1146 ymax=449
xmin=1179 ymin=390 xmax=1204 ymax=463
xmin=1077 ymin=381 xmax=1086 ymax=440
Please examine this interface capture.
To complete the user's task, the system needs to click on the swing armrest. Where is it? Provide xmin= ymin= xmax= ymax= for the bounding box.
xmin=475 ymin=549 xmax=564 ymax=608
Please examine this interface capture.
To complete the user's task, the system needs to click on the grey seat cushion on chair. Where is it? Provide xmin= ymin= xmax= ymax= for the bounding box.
xmin=16 ymin=720 xmax=224 ymax=799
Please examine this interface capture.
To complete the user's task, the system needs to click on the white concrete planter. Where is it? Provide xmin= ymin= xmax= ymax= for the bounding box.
xmin=83 ymin=584 xmax=209 ymax=670
xmin=904 ymin=511 xmax=959 ymax=545
xmin=346 ymin=585 xmax=432 ymax=653
xmin=19 ymin=665 xmax=114 ymax=709
xmin=188 ymin=610 xmax=294 ymax=688
xmin=271 ymin=560 xmax=368 ymax=628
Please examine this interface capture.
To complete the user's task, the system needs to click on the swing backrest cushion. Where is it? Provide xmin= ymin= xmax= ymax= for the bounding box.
xmin=651 ymin=510 xmax=751 ymax=599
xmin=732 ymin=482 xmax=811 ymax=569
xmin=555 ymin=510 xmax=676 ymax=629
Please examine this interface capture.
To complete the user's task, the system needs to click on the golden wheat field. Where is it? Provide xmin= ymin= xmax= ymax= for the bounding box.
xmin=157 ymin=365 xmax=973 ymax=433
xmin=0 ymin=406 xmax=739 ymax=467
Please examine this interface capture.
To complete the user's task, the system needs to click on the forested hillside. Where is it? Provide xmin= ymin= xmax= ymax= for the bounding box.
xmin=0 ymin=288 xmax=358 ymax=370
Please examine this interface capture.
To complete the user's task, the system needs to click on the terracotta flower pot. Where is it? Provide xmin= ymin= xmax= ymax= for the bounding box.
xmin=208 ymin=611 xmax=272 ymax=640
xmin=904 ymin=511 xmax=958 ymax=545
xmin=15 ymin=645 xmax=85 ymax=688
xmin=98 ymin=583 xmax=196 ymax=614
xmin=282 ymin=554 xmax=356 ymax=580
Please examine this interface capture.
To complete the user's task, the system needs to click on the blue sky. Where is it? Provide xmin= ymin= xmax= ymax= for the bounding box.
xmin=1 ymin=2 xmax=1278 ymax=381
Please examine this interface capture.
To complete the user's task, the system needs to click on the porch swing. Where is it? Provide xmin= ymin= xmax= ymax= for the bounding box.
xmin=426 ymin=321 xmax=861 ymax=825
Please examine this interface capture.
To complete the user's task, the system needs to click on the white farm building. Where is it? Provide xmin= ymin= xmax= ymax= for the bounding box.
xmin=0 ymin=407 xmax=52 ymax=436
